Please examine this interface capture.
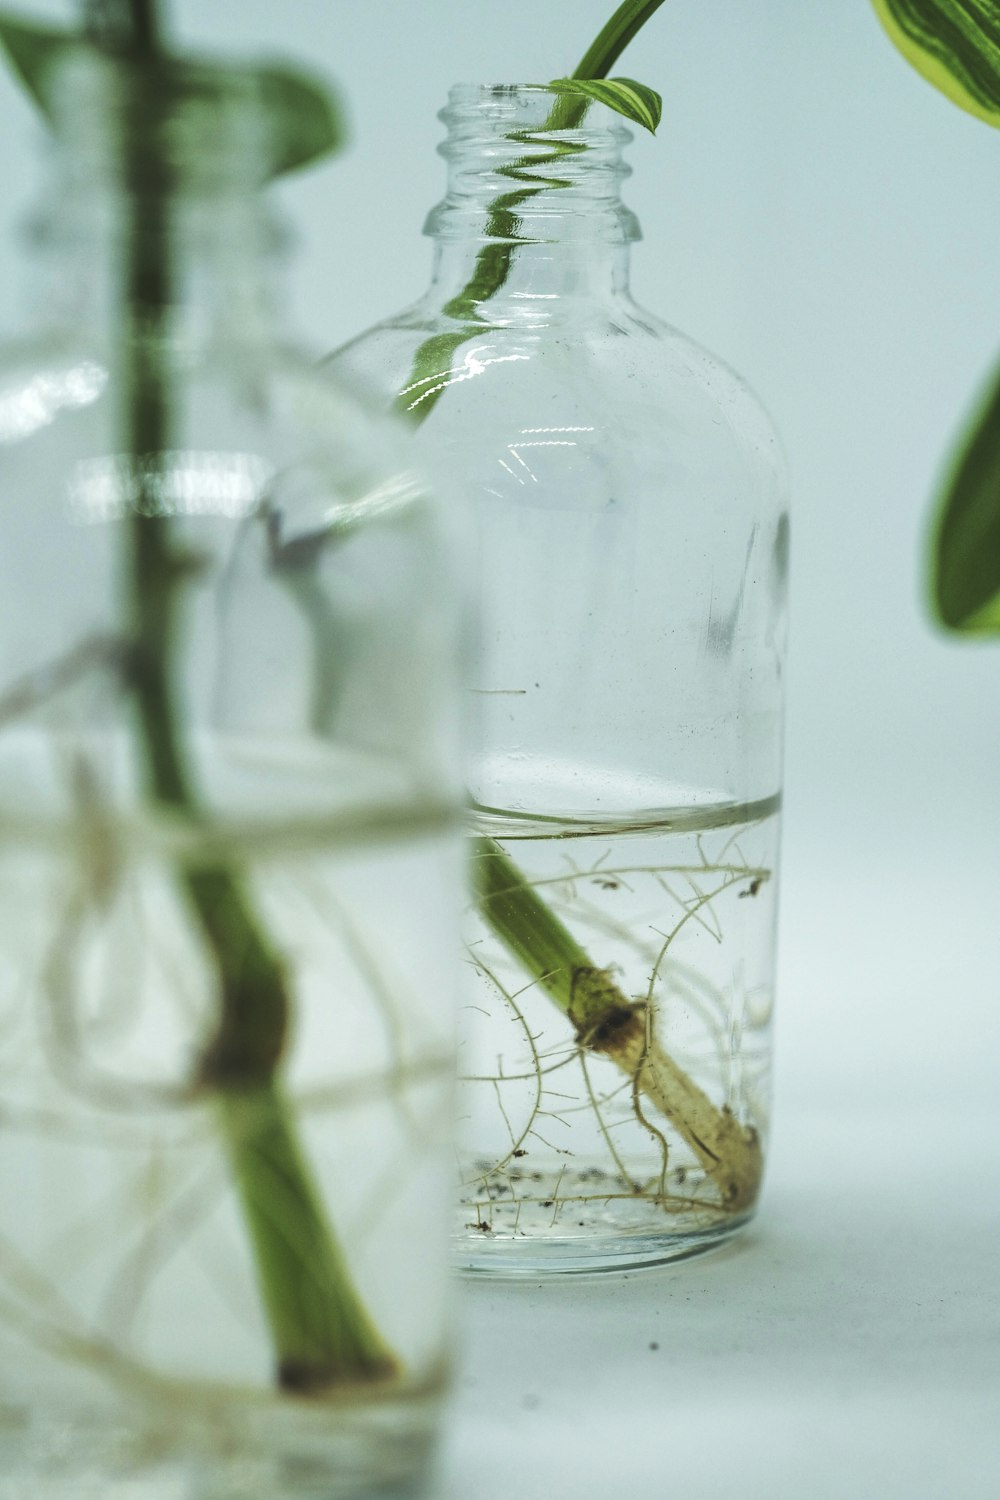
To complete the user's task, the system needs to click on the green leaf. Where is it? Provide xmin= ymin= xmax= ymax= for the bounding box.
xmin=0 ymin=10 xmax=343 ymax=175
xmin=932 ymin=357 xmax=1000 ymax=633
xmin=0 ymin=13 xmax=75 ymax=117
xmin=871 ymin=0 xmax=1000 ymax=126
xmin=546 ymin=75 xmax=662 ymax=134
xmin=255 ymin=63 xmax=343 ymax=176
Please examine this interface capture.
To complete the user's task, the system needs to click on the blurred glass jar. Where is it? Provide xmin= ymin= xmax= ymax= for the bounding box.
xmin=0 ymin=50 xmax=461 ymax=1498
xmin=329 ymin=84 xmax=789 ymax=1275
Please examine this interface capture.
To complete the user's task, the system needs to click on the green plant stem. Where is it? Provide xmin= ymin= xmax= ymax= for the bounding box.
xmin=571 ymin=0 xmax=670 ymax=81
xmin=84 ymin=0 xmax=163 ymax=54
xmin=119 ymin=0 xmax=160 ymax=52
xmin=219 ymin=1088 xmax=394 ymax=1390
xmin=108 ymin=0 xmax=394 ymax=1390
xmin=472 ymin=840 xmax=762 ymax=1210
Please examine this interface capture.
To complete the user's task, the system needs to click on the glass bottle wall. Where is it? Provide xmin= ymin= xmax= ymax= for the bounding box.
xmin=331 ymin=84 xmax=788 ymax=1274
xmin=0 ymin=53 xmax=461 ymax=1496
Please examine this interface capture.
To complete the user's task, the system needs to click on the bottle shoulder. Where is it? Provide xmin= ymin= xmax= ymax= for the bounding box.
xmin=0 ymin=329 xmax=444 ymax=544
xmin=334 ymin=296 xmax=775 ymax=413
xmin=0 ymin=329 xmax=414 ymax=459
xmin=630 ymin=307 xmax=789 ymax=500
xmin=329 ymin=300 xmax=788 ymax=506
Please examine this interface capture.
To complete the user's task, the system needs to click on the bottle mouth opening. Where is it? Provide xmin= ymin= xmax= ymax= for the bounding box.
xmin=441 ymin=82 xmax=633 ymax=140
xmin=430 ymin=83 xmax=639 ymax=246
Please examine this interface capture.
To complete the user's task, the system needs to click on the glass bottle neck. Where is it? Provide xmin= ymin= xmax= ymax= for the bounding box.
xmin=25 ymin=50 xmax=287 ymax=354
xmin=422 ymin=84 xmax=640 ymax=321
xmin=426 ymin=240 xmax=634 ymax=323
xmin=26 ymin=175 xmax=283 ymax=352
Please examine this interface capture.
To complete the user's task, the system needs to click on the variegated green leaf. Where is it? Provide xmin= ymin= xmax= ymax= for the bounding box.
xmin=932 ymin=358 xmax=1000 ymax=632
xmin=0 ymin=9 xmax=343 ymax=174
xmin=546 ymin=75 xmax=662 ymax=134
xmin=871 ymin=0 xmax=1000 ymax=126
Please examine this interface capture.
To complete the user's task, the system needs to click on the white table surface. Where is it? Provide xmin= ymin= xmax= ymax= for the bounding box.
xmin=436 ymin=842 xmax=1000 ymax=1499
xmin=438 ymin=1107 xmax=1000 ymax=1500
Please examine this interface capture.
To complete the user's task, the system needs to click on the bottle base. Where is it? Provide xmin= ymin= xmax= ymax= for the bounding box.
xmin=454 ymin=1159 xmax=757 ymax=1277
xmin=455 ymin=1214 xmax=752 ymax=1276
xmin=0 ymin=1385 xmax=442 ymax=1500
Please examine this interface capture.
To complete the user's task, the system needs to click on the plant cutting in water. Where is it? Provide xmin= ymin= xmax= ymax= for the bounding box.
xmin=392 ymin=0 xmax=768 ymax=1229
xmin=460 ymin=811 xmax=777 ymax=1244
xmin=0 ymin=0 xmax=442 ymax=1420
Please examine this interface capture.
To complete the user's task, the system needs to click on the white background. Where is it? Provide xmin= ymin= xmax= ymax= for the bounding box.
xmin=1 ymin=4 xmax=998 ymax=1497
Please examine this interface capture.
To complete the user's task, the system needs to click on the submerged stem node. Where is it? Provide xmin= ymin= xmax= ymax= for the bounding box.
xmin=569 ymin=968 xmax=645 ymax=1053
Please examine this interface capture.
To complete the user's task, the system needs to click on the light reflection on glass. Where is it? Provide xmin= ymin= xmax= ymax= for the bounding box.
xmin=401 ymin=347 xmax=530 ymax=412
xmin=67 ymin=451 xmax=273 ymax=524
xmin=315 ymin=472 xmax=425 ymax=537
xmin=67 ymin=451 xmax=424 ymax=537
xmin=0 ymin=363 xmax=106 ymax=443
xmin=499 ymin=424 xmax=595 ymax=485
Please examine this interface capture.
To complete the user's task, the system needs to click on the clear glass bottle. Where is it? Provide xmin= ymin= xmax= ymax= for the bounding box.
xmin=331 ymin=84 xmax=788 ymax=1275
xmin=0 ymin=52 xmax=461 ymax=1497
